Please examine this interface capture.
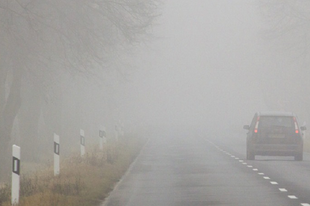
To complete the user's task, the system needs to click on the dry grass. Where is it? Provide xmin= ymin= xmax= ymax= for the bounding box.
xmin=0 ymin=134 xmax=146 ymax=206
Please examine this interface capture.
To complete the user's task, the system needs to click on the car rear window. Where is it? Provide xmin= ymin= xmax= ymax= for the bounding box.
xmin=259 ymin=116 xmax=294 ymax=129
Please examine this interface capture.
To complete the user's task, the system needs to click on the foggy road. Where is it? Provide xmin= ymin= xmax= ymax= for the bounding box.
xmin=3 ymin=0 xmax=310 ymax=205
xmin=102 ymin=131 xmax=310 ymax=206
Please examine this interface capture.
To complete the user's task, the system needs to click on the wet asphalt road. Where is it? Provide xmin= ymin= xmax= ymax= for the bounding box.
xmin=101 ymin=131 xmax=310 ymax=206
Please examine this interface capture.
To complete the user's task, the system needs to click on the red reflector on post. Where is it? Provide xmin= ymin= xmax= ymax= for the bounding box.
xmin=254 ymin=129 xmax=258 ymax=133
xmin=295 ymin=130 xmax=299 ymax=134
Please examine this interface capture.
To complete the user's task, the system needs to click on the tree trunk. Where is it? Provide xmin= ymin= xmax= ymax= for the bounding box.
xmin=19 ymin=79 xmax=42 ymax=162
xmin=0 ymin=63 xmax=23 ymax=180
xmin=0 ymin=67 xmax=8 ymax=113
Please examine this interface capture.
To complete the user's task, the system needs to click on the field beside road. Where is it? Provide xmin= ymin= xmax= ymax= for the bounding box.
xmin=0 ymin=134 xmax=146 ymax=206
xmin=304 ymin=135 xmax=310 ymax=152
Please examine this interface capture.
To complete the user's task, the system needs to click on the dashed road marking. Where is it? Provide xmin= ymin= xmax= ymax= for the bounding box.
xmin=207 ymin=140 xmax=309 ymax=205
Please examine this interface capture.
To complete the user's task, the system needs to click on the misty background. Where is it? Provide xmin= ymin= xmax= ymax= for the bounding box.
xmin=124 ymin=0 xmax=309 ymax=131
xmin=1 ymin=0 xmax=310 ymax=175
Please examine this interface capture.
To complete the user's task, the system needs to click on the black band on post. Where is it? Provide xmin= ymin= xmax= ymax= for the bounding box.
xmin=12 ymin=157 xmax=20 ymax=175
xmin=80 ymin=136 xmax=85 ymax=146
xmin=54 ymin=142 xmax=60 ymax=155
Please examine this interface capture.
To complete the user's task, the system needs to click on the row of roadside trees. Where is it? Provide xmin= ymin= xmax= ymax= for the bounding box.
xmin=0 ymin=0 xmax=161 ymax=179
xmin=259 ymin=0 xmax=310 ymax=121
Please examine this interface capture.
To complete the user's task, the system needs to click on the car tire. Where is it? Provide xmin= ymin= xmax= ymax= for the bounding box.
xmin=294 ymin=152 xmax=303 ymax=161
xmin=246 ymin=148 xmax=255 ymax=160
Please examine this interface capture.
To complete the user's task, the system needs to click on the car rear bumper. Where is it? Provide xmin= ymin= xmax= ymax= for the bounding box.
xmin=252 ymin=144 xmax=303 ymax=156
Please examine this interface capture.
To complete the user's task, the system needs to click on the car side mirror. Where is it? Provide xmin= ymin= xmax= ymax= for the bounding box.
xmin=243 ymin=125 xmax=250 ymax=130
xmin=301 ymin=126 xmax=307 ymax=131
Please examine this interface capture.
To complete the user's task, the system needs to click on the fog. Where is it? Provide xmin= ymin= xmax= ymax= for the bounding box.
xmin=1 ymin=0 xmax=310 ymax=170
xmin=122 ymin=0 xmax=268 ymax=133
xmin=2 ymin=1 xmax=310 ymax=203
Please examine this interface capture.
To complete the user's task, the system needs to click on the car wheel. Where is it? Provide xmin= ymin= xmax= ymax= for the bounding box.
xmin=294 ymin=152 xmax=303 ymax=161
xmin=246 ymin=148 xmax=255 ymax=160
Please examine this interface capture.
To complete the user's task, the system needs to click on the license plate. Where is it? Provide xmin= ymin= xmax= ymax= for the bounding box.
xmin=268 ymin=134 xmax=285 ymax=138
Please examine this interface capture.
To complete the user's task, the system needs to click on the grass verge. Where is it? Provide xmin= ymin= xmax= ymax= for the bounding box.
xmin=0 ymin=134 xmax=146 ymax=206
xmin=304 ymin=136 xmax=310 ymax=152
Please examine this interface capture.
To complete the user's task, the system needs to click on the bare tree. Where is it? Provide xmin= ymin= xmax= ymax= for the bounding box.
xmin=260 ymin=0 xmax=310 ymax=62
xmin=258 ymin=0 xmax=310 ymax=115
xmin=0 ymin=0 xmax=161 ymax=178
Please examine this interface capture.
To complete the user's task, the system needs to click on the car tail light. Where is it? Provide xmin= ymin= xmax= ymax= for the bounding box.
xmin=293 ymin=117 xmax=299 ymax=134
xmin=254 ymin=117 xmax=260 ymax=133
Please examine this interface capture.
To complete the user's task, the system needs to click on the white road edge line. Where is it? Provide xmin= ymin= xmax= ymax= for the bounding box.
xmin=101 ymin=138 xmax=151 ymax=206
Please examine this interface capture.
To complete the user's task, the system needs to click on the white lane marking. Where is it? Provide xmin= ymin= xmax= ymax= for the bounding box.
xmin=253 ymin=168 xmax=258 ymax=171
xmin=263 ymin=176 xmax=270 ymax=180
xmin=270 ymin=181 xmax=278 ymax=185
xmin=242 ymin=163 xmax=247 ymax=165
xmin=279 ymin=188 xmax=287 ymax=192
xmin=231 ymin=155 xmax=235 ymax=158
xmin=247 ymin=165 xmax=253 ymax=168
xmin=235 ymin=158 xmax=239 ymax=160
xmin=258 ymin=173 xmax=264 ymax=175
xmin=239 ymin=160 xmax=243 ymax=162
xmin=301 ymin=203 xmax=310 ymax=206
xmin=288 ymin=195 xmax=298 ymax=199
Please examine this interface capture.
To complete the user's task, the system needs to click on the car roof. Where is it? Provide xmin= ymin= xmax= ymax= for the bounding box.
xmin=257 ymin=111 xmax=295 ymax=117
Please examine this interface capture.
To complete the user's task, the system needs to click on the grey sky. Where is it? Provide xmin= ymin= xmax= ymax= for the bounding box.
xmin=123 ymin=0 xmax=276 ymax=131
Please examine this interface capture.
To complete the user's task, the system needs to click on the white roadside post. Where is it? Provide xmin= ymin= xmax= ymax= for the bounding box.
xmin=99 ymin=127 xmax=107 ymax=150
xmin=80 ymin=129 xmax=85 ymax=156
xmin=54 ymin=133 xmax=60 ymax=176
xmin=12 ymin=145 xmax=20 ymax=205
